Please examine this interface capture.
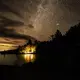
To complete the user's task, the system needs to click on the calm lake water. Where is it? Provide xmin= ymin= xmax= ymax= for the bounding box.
xmin=0 ymin=54 xmax=37 ymax=66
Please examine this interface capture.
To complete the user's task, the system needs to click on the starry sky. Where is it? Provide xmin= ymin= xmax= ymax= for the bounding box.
xmin=0 ymin=0 xmax=80 ymax=51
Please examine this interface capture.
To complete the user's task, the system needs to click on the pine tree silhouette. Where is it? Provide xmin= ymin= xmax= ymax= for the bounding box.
xmin=65 ymin=22 xmax=80 ymax=44
xmin=55 ymin=30 xmax=62 ymax=38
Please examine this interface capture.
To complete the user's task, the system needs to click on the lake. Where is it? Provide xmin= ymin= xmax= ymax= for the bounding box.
xmin=0 ymin=53 xmax=37 ymax=66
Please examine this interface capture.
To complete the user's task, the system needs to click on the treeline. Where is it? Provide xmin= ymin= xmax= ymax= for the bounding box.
xmin=35 ymin=22 xmax=80 ymax=69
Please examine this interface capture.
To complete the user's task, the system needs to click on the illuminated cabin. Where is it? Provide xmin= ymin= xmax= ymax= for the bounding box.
xmin=19 ymin=39 xmax=37 ymax=63
xmin=19 ymin=39 xmax=37 ymax=54
xmin=20 ymin=45 xmax=36 ymax=54
xmin=19 ymin=46 xmax=36 ymax=63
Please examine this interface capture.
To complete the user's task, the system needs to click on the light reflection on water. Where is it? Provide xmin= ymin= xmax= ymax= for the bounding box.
xmin=0 ymin=54 xmax=36 ymax=65
xmin=22 ymin=54 xmax=36 ymax=63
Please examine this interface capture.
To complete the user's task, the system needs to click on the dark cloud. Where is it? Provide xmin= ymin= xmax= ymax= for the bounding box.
xmin=0 ymin=0 xmax=41 ymax=18
xmin=28 ymin=24 xmax=34 ymax=28
xmin=0 ymin=16 xmax=36 ymax=41
xmin=0 ymin=0 xmax=39 ymax=41
xmin=0 ymin=16 xmax=24 ymax=27
xmin=0 ymin=1 xmax=22 ymax=18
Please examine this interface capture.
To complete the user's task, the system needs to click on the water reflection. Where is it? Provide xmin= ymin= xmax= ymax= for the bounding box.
xmin=22 ymin=54 xmax=36 ymax=63
xmin=0 ymin=54 xmax=17 ymax=65
xmin=0 ymin=54 xmax=36 ymax=65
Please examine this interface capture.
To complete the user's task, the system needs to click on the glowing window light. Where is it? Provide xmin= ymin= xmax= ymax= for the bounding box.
xmin=20 ymin=45 xmax=37 ymax=63
xmin=20 ymin=45 xmax=36 ymax=54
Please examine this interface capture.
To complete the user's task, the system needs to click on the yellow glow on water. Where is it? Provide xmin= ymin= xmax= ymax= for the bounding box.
xmin=23 ymin=54 xmax=36 ymax=63
xmin=20 ymin=45 xmax=37 ymax=63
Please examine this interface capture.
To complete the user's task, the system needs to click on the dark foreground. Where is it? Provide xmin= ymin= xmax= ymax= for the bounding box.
xmin=0 ymin=63 xmax=72 ymax=80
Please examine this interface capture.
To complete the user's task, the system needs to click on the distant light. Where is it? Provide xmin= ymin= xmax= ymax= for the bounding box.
xmin=20 ymin=45 xmax=36 ymax=54
xmin=56 ymin=23 xmax=60 ymax=26
xmin=20 ymin=45 xmax=37 ymax=63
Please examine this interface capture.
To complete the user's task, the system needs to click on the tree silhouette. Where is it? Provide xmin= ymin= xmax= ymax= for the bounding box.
xmin=55 ymin=30 xmax=62 ymax=39
xmin=65 ymin=22 xmax=80 ymax=44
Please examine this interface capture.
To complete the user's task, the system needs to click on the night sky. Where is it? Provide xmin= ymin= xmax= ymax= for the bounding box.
xmin=0 ymin=0 xmax=80 ymax=51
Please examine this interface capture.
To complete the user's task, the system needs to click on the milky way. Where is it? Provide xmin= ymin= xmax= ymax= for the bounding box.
xmin=0 ymin=0 xmax=80 ymax=48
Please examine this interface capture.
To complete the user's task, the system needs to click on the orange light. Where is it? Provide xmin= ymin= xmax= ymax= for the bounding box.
xmin=20 ymin=45 xmax=36 ymax=63
xmin=20 ymin=45 xmax=36 ymax=54
xmin=23 ymin=54 xmax=36 ymax=62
